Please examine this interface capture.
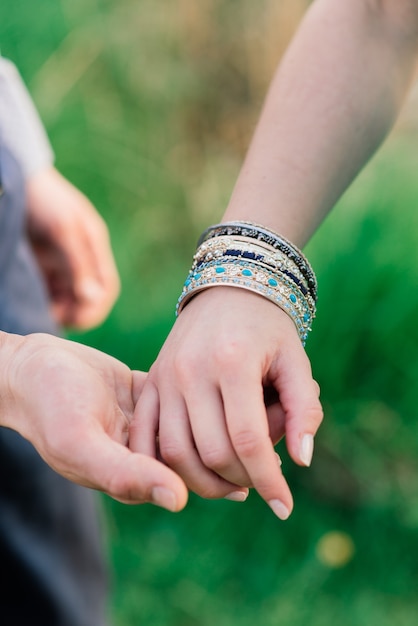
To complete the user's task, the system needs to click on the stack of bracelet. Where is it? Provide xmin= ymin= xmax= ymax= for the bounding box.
xmin=176 ymin=221 xmax=317 ymax=346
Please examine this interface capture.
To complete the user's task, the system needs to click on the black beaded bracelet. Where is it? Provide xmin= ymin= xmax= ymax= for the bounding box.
xmin=194 ymin=251 xmax=310 ymax=298
xmin=198 ymin=221 xmax=317 ymax=301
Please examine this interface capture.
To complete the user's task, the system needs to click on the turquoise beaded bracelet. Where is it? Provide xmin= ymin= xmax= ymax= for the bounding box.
xmin=176 ymin=222 xmax=317 ymax=346
xmin=198 ymin=221 xmax=318 ymax=301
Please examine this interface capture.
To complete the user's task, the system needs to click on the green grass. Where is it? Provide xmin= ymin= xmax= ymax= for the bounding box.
xmin=2 ymin=1 xmax=418 ymax=624
xmin=101 ymin=142 xmax=418 ymax=626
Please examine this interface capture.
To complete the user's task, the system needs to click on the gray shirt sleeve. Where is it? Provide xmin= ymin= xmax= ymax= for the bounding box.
xmin=0 ymin=56 xmax=54 ymax=178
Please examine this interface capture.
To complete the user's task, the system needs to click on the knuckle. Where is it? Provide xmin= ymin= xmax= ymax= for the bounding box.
xmin=213 ymin=339 xmax=247 ymax=368
xmin=159 ymin=439 xmax=187 ymax=467
xmin=197 ymin=483 xmax=228 ymax=500
xmin=233 ymin=429 xmax=265 ymax=458
xmin=105 ymin=458 xmax=149 ymax=503
xmin=107 ymin=477 xmax=146 ymax=504
xmin=200 ymin=445 xmax=231 ymax=473
xmin=106 ymin=472 xmax=129 ymax=500
xmin=173 ymin=351 xmax=199 ymax=385
xmin=128 ymin=419 xmax=143 ymax=437
xmin=305 ymin=402 xmax=324 ymax=428
xmin=313 ymin=379 xmax=321 ymax=397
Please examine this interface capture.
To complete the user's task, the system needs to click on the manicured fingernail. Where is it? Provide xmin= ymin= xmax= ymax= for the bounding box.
xmin=275 ymin=452 xmax=282 ymax=467
xmin=151 ymin=486 xmax=177 ymax=512
xmin=224 ymin=490 xmax=248 ymax=502
xmin=268 ymin=499 xmax=290 ymax=520
xmin=300 ymin=434 xmax=314 ymax=467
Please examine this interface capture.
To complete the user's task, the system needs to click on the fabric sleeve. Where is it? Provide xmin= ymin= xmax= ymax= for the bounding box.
xmin=0 ymin=56 xmax=54 ymax=178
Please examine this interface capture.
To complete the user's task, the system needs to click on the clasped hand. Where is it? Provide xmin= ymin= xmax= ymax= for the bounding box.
xmin=4 ymin=294 xmax=322 ymax=518
xmin=12 ymin=166 xmax=323 ymax=518
xmin=130 ymin=287 xmax=323 ymax=519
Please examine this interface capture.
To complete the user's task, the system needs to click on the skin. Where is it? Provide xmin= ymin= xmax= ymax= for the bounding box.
xmin=0 ymin=166 xmax=188 ymax=512
xmin=26 ymin=166 xmax=120 ymax=329
xmin=130 ymin=0 xmax=418 ymax=519
xmin=4 ymin=0 xmax=418 ymax=518
xmin=0 ymin=331 xmax=187 ymax=511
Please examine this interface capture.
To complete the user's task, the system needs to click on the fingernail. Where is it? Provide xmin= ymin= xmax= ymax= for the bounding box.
xmin=300 ymin=434 xmax=314 ymax=467
xmin=80 ymin=278 xmax=103 ymax=301
xmin=275 ymin=452 xmax=282 ymax=467
xmin=268 ymin=499 xmax=290 ymax=520
xmin=224 ymin=490 xmax=248 ymax=502
xmin=151 ymin=486 xmax=177 ymax=512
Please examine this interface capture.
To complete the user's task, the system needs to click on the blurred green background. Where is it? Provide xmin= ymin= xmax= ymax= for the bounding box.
xmin=2 ymin=1 xmax=418 ymax=624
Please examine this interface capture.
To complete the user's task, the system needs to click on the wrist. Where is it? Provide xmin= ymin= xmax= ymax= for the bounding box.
xmin=177 ymin=220 xmax=317 ymax=346
xmin=0 ymin=331 xmax=28 ymax=431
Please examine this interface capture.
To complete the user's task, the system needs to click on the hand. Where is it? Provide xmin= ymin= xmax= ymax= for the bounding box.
xmin=26 ymin=167 xmax=120 ymax=329
xmin=130 ymin=288 xmax=323 ymax=519
xmin=1 ymin=332 xmax=188 ymax=511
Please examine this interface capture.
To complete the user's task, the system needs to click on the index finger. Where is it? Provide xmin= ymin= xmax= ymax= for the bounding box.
xmin=220 ymin=372 xmax=293 ymax=520
xmin=78 ymin=208 xmax=120 ymax=299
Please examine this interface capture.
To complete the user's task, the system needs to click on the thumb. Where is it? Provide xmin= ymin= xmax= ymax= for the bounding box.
xmin=65 ymin=432 xmax=188 ymax=511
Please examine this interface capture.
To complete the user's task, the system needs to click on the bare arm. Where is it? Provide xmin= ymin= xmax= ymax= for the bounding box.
xmin=226 ymin=0 xmax=418 ymax=244
xmin=0 ymin=57 xmax=120 ymax=330
xmin=132 ymin=0 xmax=418 ymax=518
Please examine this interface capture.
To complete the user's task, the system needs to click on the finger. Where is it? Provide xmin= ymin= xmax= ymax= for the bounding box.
xmin=52 ymin=245 xmax=105 ymax=329
xmin=184 ymin=381 xmax=251 ymax=486
xmin=54 ymin=172 xmax=119 ymax=304
xmin=51 ymin=297 xmax=73 ymax=326
xmin=129 ymin=379 xmax=160 ymax=458
xmin=265 ymin=397 xmax=286 ymax=444
xmin=272 ymin=343 xmax=323 ymax=467
xmin=80 ymin=212 xmax=120 ymax=299
xmin=115 ymin=369 xmax=147 ymax=420
xmin=69 ymin=275 xmax=115 ymax=329
xmin=69 ymin=205 xmax=119 ymax=328
xmin=157 ymin=388 xmax=248 ymax=501
xmin=62 ymin=220 xmax=118 ymax=329
xmin=221 ymin=372 xmax=293 ymax=519
xmin=131 ymin=370 xmax=149 ymax=405
xmin=54 ymin=431 xmax=189 ymax=511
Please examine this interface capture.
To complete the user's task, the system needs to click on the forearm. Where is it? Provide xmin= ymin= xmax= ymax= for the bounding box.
xmin=224 ymin=0 xmax=418 ymax=246
xmin=0 ymin=331 xmax=26 ymax=430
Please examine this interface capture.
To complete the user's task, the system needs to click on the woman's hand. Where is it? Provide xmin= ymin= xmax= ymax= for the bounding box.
xmin=130 ymin=287 xmax=323 ymax=519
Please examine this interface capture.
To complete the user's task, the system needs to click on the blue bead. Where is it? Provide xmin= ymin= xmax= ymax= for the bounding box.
xmin=215 ymin=266 xmax=225 ymax=274
xmin=242 ymin=269 xmax=253 ymax=277
xmin=194 ymin=273 xmax=201 ymax=280
xmin=303 ymin=313 xmax=310 ymax=322
xmin=268 ymin=278 xmax=278 ymax=287
xmin=289 ymin=293 xmax=297 ymax=303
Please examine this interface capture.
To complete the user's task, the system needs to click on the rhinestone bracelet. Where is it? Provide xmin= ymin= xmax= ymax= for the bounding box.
xmin=192 ymin=236 xmax=311 ymax=299
xmin=176 ymin=221 xmax=318 ymax=346
xmin=198 ymin=221 xmax=318 ymax=300
xmin=176 ymin=262 xmax=313 ymax=344
xmin=181 ymin=258 xmax=315 ymax=318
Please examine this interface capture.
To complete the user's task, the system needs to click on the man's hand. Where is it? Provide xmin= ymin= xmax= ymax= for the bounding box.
xmin=1 ymin=332 xmax=188 ymax=511
xmin=26 ymin=167 xmax=120 ymax=329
